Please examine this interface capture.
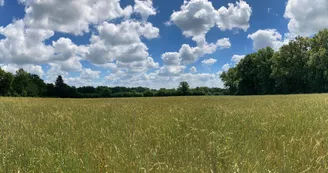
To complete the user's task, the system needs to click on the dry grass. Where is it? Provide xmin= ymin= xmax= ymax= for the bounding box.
xmin=1 ymin=95 xmax=328 ymax=172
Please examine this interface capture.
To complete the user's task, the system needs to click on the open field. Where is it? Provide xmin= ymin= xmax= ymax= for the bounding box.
xmin=1 ymin=95 xmax=328 ymax=172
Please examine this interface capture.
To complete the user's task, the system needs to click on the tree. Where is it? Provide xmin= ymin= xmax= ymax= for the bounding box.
xmin=96 ymin=86 xmax=112 ymax=98
xmin=178 ymin=81 xmax=190 ymax=96
xmin=0 ymin=68 xmax=14 ymax=96
xmin=55 ymin=75 xmax=71 ymax=98
xmin=308 ymin=29 xmax=328 ymax=93
xmin=235 ymin=47 xmax=275 ymax=95
xmin=271 ymin=37 xmax=310 ymax=94
xmin=12 ymin=69 xmax=30 ymax=96
xmin=27 ymin=74 xmax=47 ymax=97
xmin=220 ymin=68 xmax=239 ymax=95
xmin=143 ymin=89 xmax=155 ymax=97
xmin=55 ymin=75 xmax=65 ymax=89
xmin=45 ymin=83 xmax=56 ymax=97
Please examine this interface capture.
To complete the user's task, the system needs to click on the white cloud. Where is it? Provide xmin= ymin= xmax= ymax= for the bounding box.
xmin=216 ymin=38 xmax=232 ymax=49
xmin=52 ymin=38 xmax=79 ymax=61
xmin=162 ymin=52 xmax=180 ymax=66
xmin=86 ymin=20 xmax=159 ymax=65
xmin=0 ymin=20 xmax=54 ymax=64
xmin=134 ymin=0 xmax=156 ymax=22
xmin=49 ymin=56 xmax=82 ymax=72
xmin=0 ymin=20 xmax=86 ymax=72
xmin=170 ymin=0 xmax=252 ymax=38
xmin=103 ymin=71 xmax=224 ymax=89
xmin=231 ymin=55 xmax=245 ymax=64
xmin=179 ymin=38 xmax=231 ymax=65
xmin=190 ymin=66 xmax=197 ymax=73
xmin=0 ymin=0 xmax=234 ymax=89
xmin=247 ymin=29 xmax=284 ymax=51
xmin=159 ymin=65 xmax=186 ymax=76
xmin=45 ymin=66 xmax=102 ymax=86
xmin=221 ymin=63 xmax=230 ymax=72
xmin=216 ymin=0 xmax=252 ymax=31
xmin=284 ymin=0 xmax=328 ymax=36
xmin=1 ymin=64 xmax=44 ymax=77
xmin=116 ymin=57 xmax=159 ymax=74
xmin=0 ymin=0 xmax=4 ymax=6
xmin=170 ymin=0 xmax=219 ymax=37
xmin=80 ymin=68 xmax=101 ymax=79
xmin=21 ymin=0 xmax=133 ymax=35
xmin=202 ymin=58 xmax=217 ymax=66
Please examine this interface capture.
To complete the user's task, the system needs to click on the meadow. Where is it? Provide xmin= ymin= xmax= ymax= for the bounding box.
xmin=1 ymin=95 xmax=328 ymax=172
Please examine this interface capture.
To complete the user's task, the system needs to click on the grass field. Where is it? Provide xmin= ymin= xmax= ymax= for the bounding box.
xmin=1 ymin=95 xmax=328 ymax=172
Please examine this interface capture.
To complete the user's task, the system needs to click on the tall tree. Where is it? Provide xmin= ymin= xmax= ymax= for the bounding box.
xmin=271 ymin=37 xmax=310 ymax=94
xmin=27 ymin=74 xmax=47 ymax=97
xmin=55 ymin=75 xmax=69 ymax=98
xmin=12 ymin=69 xmax=30 ymax=96
xmin=178 ymin=81 xmax=190 ymax=96
xmin=220 ymin=68 xmax=239 ymax=95
xmin=308 ymin=29 xmax=328 ymax=93
xmin=0 ymin=68 xmax=14 ymax=96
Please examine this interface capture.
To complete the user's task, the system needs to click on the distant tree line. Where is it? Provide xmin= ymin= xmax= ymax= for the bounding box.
xmin=221 ymin=29 xmax=328 ymax=95
xmin=0 ymin=69 xmax=226 ymax=98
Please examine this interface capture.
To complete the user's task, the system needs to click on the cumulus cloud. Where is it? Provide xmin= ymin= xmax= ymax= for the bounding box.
xmin=0 ymin=0 xmax=237 ymax=89
xmin=179 ymin=38 xmax=231 ymax=65
xmin=134 ymin=0 xmax=156 ymax=22
xmin=170 ymin=0 xmax=252 ymax=38
xmin=202 ymin=58 xmax=217 ymax=66
xmin=162 ymin=52 xmax=180 ymax=66
xmin=0 ymin=19 xmax=87 ymax=72
xmin=80 ymin=68 xmax=101 ymax=79
xmin=0 ymin=0 xmax=4 ymax=6
xmin=221 ymin=64 xmax=230 ymax=72
xmin=161 ymin=0 xmax=241 ymax=70
xmin=159 ymin=65 xmax=186 ymax=76
xmin=284 ymin=0 xmax=328 ymax=36
xmin=1 ymin=64 xmax=44 ymax=77
xmin=85 ymin=20 xmax=159 ymax=65
xmin=247 ymin=29 xmax=284 ymax=51
xmin=231 ymin=55 xmax=245 ymax=64
xmin=0 ymin=20 xmax=54 ymax=64
xmin=49 ymin=56 xmax=82 ymax=72
xmin=21 ymin=0 xmax=133 ymax=35
xmin=216 ymin=0 xmax=252 ymax=31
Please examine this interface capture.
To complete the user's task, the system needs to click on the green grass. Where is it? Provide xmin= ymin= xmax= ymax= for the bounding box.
xmin=1 ymin=95 xmax=328 ymax=172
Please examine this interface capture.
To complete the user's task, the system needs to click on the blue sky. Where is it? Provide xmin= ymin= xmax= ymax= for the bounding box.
xmin=0 ymin=0 xmax=327 ymax=88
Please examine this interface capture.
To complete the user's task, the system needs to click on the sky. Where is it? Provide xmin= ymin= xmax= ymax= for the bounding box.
xmin=0 ymin=0 xmax=327 ymax=89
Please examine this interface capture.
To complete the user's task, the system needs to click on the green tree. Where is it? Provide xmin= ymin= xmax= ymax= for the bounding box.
xmin=27 ymin=74 xmax=46 ymax=97
xmin=236 ymin=47 xmax=275 ymax=95
xmin=178 ymin=81 xmax=190 ymax=96
xmin=55 ymin=75 xmax=70 ymax=98
xmin=271 ymin=37 xmax=310 ymax=94
xmin=220 ymin=68 xmax=239 ymax=95
xmin=97 ymin=86 xmax=112 ymax=97
xmin=12 ymin=69 xmax=30 ymax=96
xmin=308 ymin=29 xmax=328 ymax=92
xmin=0 ymin=68 xmax=14 ymax=96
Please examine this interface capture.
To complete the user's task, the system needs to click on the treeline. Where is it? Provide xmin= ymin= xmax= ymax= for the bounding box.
xmin=0 ymin=69 xmax=226 ymax=98
xmin=221 ymin=29 xmax=328 ymax=95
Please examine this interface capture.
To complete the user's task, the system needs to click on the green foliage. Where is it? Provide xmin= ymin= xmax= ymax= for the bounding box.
xmin=12 ymin=69 xmax=30 ymax=96
xmin=178 ymin=81 xmax=190 ymax=95
xmin=221 ymin=29 xmax=328 ymax=95
xmin=0 ymin=68 xmax=14 ymax=96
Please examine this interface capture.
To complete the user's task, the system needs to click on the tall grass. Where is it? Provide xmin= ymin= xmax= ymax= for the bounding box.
xmin=1 ymin=95 xmax=328 ymax=172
